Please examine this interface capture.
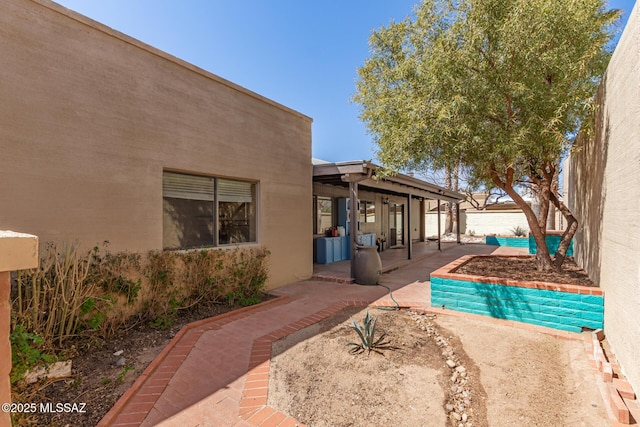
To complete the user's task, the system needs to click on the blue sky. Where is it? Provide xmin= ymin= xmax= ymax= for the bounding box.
xmin=54 ymin=0 xmax=636 ymax=164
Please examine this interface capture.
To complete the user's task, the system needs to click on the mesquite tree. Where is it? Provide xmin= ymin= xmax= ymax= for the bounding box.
xmin=354 ymin=0 xmax=618 ymax=271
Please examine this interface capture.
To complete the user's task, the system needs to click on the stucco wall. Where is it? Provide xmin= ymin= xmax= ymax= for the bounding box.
xmin=425 ymin=212 xmax=448 ymax=236
xmin=0 ymin=0 xmax=313 ymax=289
xmin=426 ymin=210 xmax=528 ymax=236
xmin=567 ymin=2 xmax=640 ymax=393
xmin=465 ymin=211 xmax=528 ymax=236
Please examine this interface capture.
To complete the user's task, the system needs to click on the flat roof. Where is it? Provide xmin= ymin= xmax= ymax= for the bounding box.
xmin=313 ymin=160 xmax=465 ymax=203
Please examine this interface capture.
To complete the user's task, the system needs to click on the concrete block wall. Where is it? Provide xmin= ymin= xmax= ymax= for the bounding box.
xmin=567 ymin=2 xmax=640 ymax=393
xmin=465 ymin=211 xmax=529 ymax=236
xmin=430 ymin=256 xmax=604 ymax=333
xmin=425 ymin=212 xmax=450 ymax=236
xmin=426 ymin=210 xmax=528 ymax=236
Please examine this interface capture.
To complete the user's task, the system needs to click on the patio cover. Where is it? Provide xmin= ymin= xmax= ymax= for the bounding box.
xmin=313 ymin=160 xmax=466 ymax=278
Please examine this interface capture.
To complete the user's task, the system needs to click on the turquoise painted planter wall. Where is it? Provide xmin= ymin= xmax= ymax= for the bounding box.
xmin=529 ymin=234 xmax=574 ymax=256
xmin=430 ymin=276 xmax=603 ymax=332
xmin=485 ymin=236 xmax=529 ymax=248
xmin=485 ymin=234 xmax=574 ymax=257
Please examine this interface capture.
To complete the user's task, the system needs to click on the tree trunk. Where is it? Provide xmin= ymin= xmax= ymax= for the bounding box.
xmin=550 ymin=191 xmax=578 ymax=269
xmin=445 ymin=202 xmax=455 ymax=233
xmin=444 ymin=167 xmax=453 ymax=233
xmin=444 ymin=162 xmax=460 ymax=234
xmin=491 ymin=168 xmax=554 ymax=271
xmin=512 ymin=188 xmax=554 ymax=271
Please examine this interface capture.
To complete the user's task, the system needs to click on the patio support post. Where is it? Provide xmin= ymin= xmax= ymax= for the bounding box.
xmin=407 ymin=193 xmax=412 ymax=260
xmin=341 ymin=168 xmax=372 ymax=280
xmin=349 ymin=181 xmax=358 ymax=278
xmin=437 ymin=199 xmax=441 ymax=251
xmin=419 ymin=198 xmax=426 ymax=242
xmin=456 ymin=202 xmax=461 ymax=244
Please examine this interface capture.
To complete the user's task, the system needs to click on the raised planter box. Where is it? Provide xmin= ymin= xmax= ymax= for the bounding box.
xmin=430 ymin=255 xmax=603 ymax=333
xmin=485 ymin=236 xmax=529 ymax=248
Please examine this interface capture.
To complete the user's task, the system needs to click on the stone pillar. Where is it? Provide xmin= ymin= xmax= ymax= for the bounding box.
xmin=0 ymin=231 xmax=39 ymax=427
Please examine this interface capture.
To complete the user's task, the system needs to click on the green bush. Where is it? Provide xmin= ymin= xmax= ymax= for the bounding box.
xmin=9 ymin=325 xmax=55 ymax=384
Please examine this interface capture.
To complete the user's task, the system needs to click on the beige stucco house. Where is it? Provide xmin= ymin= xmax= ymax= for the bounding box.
xmin=0 ymin=0 xmax=312 ymax=289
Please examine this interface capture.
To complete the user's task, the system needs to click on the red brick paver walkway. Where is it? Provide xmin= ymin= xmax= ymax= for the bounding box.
xmin=98 ymin=244 xmax=509 ymax=427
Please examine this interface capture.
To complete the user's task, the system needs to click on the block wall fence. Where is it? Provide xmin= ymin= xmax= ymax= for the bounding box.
xmin=425 ymin=210 xmax=529 ymax=236
xmin=567 ymin=1 xmax=640 ymax=394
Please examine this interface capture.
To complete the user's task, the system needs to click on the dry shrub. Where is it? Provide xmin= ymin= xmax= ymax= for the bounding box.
xmin=12 ymin=242 xmax=270 ymax=350
xmin=13 ymin=243 xmax=94 ymax=347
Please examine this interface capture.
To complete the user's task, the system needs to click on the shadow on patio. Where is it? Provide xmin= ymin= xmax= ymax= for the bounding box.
xmin=312 ymin=241 xmax=460 ymax=283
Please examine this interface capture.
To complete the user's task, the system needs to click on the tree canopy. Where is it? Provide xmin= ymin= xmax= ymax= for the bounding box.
xmin=354 ymin=0 xmax=619 ymax=270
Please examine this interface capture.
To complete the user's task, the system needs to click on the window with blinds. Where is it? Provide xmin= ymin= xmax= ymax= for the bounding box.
xmin=162 ymin=171 xmax=257 ymax=249
xmin=163 ymin=172 xmax=214 ymax=201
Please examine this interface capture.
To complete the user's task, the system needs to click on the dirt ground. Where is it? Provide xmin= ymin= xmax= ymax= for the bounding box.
xmin=436 ymin=314 xmax=610 ymax=427
xmin=12 ymin=300 xmax=268 ymax=427
xmin=269 ymin=307 xmax=610 ymax=427
xmin=456 ymin=256 xmax=595 ymax=287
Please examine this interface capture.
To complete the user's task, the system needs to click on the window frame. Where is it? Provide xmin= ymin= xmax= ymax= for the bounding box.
xmin=313 ymin=195 xmax=333 ymax=235
xmin=162 ymin=170 xmax=258 ymax=250
xmin=359 ymin=200 xmax=376 ymax=224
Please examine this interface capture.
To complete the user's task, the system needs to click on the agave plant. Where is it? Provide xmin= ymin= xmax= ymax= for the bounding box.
xmin=346 ymin=310 xmax=392 ymax=355
xmin=511 ymin=226 xmax=528 ymax=237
